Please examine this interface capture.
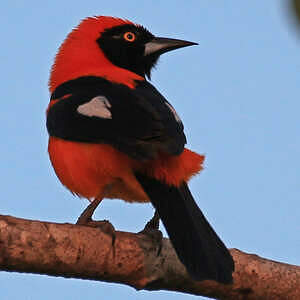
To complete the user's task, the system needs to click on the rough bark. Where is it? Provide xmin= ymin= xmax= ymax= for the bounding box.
xmin=0 ymin=214 xmax=299 ymax=299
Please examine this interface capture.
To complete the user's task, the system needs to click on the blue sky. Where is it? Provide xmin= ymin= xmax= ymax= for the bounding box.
xmin=1 ymin=1 xmax=299 ymax=299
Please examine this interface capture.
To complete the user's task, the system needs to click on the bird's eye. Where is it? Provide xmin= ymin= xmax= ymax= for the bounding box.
xmin=123 ymin=32 xmax=136 ymax=42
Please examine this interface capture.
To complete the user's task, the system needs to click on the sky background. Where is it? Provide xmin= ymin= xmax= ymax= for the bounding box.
xmin=1 ymin=1 xmax=299 ymax=299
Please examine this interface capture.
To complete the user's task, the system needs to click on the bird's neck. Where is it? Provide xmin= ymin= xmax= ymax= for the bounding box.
xmin=49 ymin=41 xmax=144 ymax=92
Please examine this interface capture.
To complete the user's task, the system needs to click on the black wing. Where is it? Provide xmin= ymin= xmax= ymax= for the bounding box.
xmin=47 ymin=76 xmax=186 ymax=160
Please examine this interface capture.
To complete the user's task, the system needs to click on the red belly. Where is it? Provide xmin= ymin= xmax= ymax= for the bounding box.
xmin=48 ymin=137 xmax=204 ymax=202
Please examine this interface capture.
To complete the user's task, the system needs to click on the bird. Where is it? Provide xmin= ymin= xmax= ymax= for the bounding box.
xmin=46 ymin=16 xmax=234 ymax=284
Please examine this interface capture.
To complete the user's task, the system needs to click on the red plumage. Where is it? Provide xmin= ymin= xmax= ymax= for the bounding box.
xmin=48 ymin=16 xmax=204 ymax=202
xmin=46 ymin=16 xmax=234 ymax=284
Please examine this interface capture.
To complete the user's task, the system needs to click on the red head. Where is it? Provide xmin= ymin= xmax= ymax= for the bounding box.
xmin=49 ymin=16 xmax=143 ymax=91
xmin=49 ymin=16 xmax=197 ymax=92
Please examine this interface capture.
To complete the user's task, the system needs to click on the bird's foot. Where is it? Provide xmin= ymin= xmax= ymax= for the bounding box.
xmin=76 ymin=217 xmax=116 ymax=246
xmin=75 ymin=198 xmax=115 ymax=243
xmin=139 ymin=210 xmax=163 ymax=256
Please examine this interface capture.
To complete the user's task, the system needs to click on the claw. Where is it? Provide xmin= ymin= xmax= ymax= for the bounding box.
xmin=76 ymin=198 xmax=116 ymax=246
xmin=79 ymin=219 xmax=116 ymax=245
xmin=139 ymin=210 xmax=163 ymax=256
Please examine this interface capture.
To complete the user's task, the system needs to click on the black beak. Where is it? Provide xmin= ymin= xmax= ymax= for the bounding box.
xmin=144 ymin=37 xmax=198 ymax=56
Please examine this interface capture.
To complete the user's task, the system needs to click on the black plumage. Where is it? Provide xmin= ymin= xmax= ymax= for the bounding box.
xmin=135 ymin=173 xmax=234 ymax=283
xmin=47 ymin=76 xmax=186 ymax=160
xmin=47 ymin=19 xmax=234 ymax=284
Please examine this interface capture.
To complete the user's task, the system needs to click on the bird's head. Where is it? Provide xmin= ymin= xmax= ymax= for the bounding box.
xmin=49 ymin=16 xmax=197 ymax=91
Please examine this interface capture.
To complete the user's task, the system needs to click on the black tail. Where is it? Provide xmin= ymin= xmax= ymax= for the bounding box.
xmin=135 ymin=173 xmax=234 ymax=284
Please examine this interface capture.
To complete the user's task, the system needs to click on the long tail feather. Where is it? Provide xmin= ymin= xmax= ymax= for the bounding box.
xmin=135 ymin=173 xmax=234 ymax=284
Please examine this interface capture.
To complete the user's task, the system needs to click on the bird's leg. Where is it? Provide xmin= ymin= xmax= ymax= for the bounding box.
xmin=76 ymin=197 xmax=102 ymax=225
xmin=76 ymin=197 xmax=116 ymax=245
xmin=139 ymin=210 xmax=163 ymax=256
xmin=143 ymin=209 xmax=160 ymax=231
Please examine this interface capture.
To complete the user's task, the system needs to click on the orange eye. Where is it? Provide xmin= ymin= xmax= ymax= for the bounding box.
xmin=123 ymin=32 xmax=136 ymax=42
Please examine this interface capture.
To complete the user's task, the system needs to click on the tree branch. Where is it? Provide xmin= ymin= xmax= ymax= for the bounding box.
xmin=0 ymin=215 xmax=299 ymax=299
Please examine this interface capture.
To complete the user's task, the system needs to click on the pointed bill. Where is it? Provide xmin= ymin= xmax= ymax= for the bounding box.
xmin=144 ymin=37 xmax=198 ymax=56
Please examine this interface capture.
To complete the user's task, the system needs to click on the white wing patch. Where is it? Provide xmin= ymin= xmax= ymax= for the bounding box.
xmin=165 ymin=102 xmax=182 ymax=123
xmin=77 ymin=96 xmax=112 ymax=119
